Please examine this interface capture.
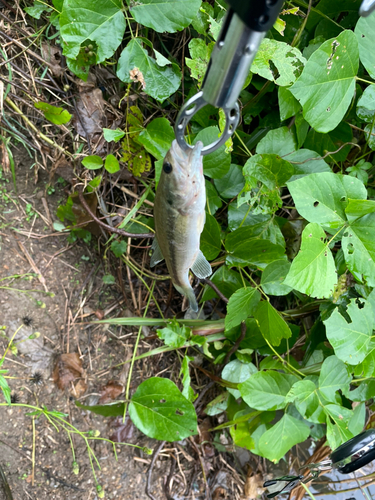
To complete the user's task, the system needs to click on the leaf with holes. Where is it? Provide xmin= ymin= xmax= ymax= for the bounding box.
xmin=324 ymin=299 xmax=374 ymax=364
xmin=243 ymin=154 xmax=294 ymax=190
xmin=284 ymin=223 xmax=337 ymax=298
xmin=157 ymin=320 xmax=191 ymax=349
xmin=129 ymin=378 xmax=198 ymax=442
xmin=129 ymin=0 xmax=201 ymax=33
xmin=117 ymin=38 xmax=181 ymax=102
xmin=287 ymin=173 xmax=367 ymax=229
xmin=290 ymin=31 xmax=359 ymax=133
xmin=60 ymin=0 xmax=126 ymax=63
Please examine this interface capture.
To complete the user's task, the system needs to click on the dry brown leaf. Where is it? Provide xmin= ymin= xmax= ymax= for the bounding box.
xmin=109 ymin=415 xmax=136 ymax=443
xmin=48 ymin=157 xmax=74 ymax=184
xmin=244 ymin=468 xmax=264 ymax=499
xmin=73 ymin=378 xmax=88 ymax=398
xmin=94 ymin=309 xmax=104 ymax=320
xmin=40 ymin=43 xmax=63 ymax=77
xmin=99 ymin=380 xmax=124 ymax=404
xmin=197 ymin=417 xmax=215 ymax=458
xmin=129 ymin=67 xmax=146 ymax=89
xmin=73 ymin=88 xmax=105 ymax=136
xmin=53 ymin=353 xmax=83 ymax=390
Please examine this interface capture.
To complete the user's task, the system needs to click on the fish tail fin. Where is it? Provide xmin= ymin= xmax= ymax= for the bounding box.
xmin=174 ymin=284 xmax=198 ymax=312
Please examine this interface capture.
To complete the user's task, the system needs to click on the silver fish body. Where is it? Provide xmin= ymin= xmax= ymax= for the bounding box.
xmin=151 ymin=140 xmax=212 ymax=311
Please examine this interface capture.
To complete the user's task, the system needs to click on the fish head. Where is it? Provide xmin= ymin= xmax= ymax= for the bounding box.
xmin=160 ymin=140 xmax=204 ymax=211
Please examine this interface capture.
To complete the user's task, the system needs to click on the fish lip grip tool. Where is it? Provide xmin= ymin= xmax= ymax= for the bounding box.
xmin=263 ymin=430 xmax=375 ymax=498
xmin=175 ymin=0 xmax=375 ymax=156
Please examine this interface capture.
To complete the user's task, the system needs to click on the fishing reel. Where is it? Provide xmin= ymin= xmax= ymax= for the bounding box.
xmin=175 ymin=0 xmax=375 ymax=156
xmin=263 ymin=429 xmax=375 ymax=497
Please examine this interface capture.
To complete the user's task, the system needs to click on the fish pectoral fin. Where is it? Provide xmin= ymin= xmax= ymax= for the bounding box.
xmin=191 ymin=250 xmax=212 ymax=279
xmin=150 ymin=238 xmax=164 ymax=267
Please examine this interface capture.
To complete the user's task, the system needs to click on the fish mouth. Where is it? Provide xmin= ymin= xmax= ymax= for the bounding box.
xmin=171 ymin=140 xmax=203 ymax=164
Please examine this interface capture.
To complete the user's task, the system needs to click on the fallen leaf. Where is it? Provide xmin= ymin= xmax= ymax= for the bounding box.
xmin=53 ymin=353 xmax=83 ymax=390
xmin=73 ymin=88 xmax=105 ymax=136
xmin=94 ymin=309 xmax=104 ymax=320
xmin=40 ymin=43 xmax=63 ymax=77
xmin=129 ymin=67 xmax=146 ymax=89
xmin=99 ymin=380 xmax=124 ymax=404
xmin=109 ymin=415 xmax=136 ymax=442
xmin=73 ymin=378 xmax=88 ymax=398
xmin=244 ymin=467 xmax=264 ymax=499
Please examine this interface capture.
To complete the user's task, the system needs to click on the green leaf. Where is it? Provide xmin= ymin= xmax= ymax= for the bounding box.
xmin=194 ymin=127 xmax=231 ymax=179
xmin=76 ymin=401 xmax=125 ymax=417
xmin=60 ymin=0 xmax=126 ymax=63
xmin=180 ymin=355 xmax=195 ymax=402
xmin=129 ymin=377 xmax=198 ymax=442
xmin=345 ymin=199 xmax=375 ymax=222
xmin=304 ymin=122 xmax=353 ymax=162
xmin=225 ymin=287 xmax=261 ymax=330
xmin=256 ymin=127 xmax=297 ymax=157
xmin=240 ymin=371 xmax=297 ymax=411
xmin=102 ymin=274 xmax=115 ymax=285
xmin=103 ymin=128 xmax=125 ymax=142
xmin=243 ymin=154 xmax=294 ymax=190
xmin=157 ymin=321 xmax=191 ymax=348
xmin=259 ymin=414 xmax=310 ymax=463
xmin=201 ymin=266 xmax=247 ymax=302
xmin=204 ymin=392 xmax=229 ymax=416
xmin=104 ymin=154 xmax=120 ymax=174
xmin=278 ymin=86 xmax=301 ymax=121
xmin=251 ymin=39 xmax=306 ymax=86
xmin=325 ymin=404 xmax=354 ymax=449
xmin=286 ymin=380 xmax=319 ymax=418
xmin=342 ymin=212 xmax=375 ymax=286
xmin=284 ymin=149 xmax=330 ymax=180
xmin=356 ymin=85 xmax=375 ymax=122
xmin=205 ymin=181 xmax=222 ymax=215
xmin=82 ymin=155 xmax=103 ymax=170
xmin=117 ymin=38 xmax=181 ymax=102
xmin=287 ymin=172 xmax=367 ymax=229
xmin=0 ymin=374 xmax=11 ymax=405
xmin=137 ymin=118 xmax=175 ymax=160
xmin=214 ymin=164 xmax=245 ymax=199
xmin=111 ymin=239 xmax=127 ymax=257
xmin=129 ymin=0 xmax=201 ymax=33
xmin=349 ymin=402 xmax=366 ymax=435
xmin=200 ymin=213 xmax=221 ymax=260
xmin=324 ymin=299 xmax=374 ymax=364
xmin=290 ymin=31 xmax=359 ymax=133
xmin=284 ymin=223 xmax=337 ymax=298
xmin=318 ymin=355 xmax=351 ymax=401
xmin=34 ymin=102 xmax=72 ymax=125
xmin=25 ymin=1 xmax=51 ymax=19
xmin=186 ymin=38 xmax=214 ymax=84
xmin=253 ymin=301 xmax=292 ymax=346
xmin=355 ymin=11 xmax=375 ymax=79
xmin=261 ymin=260 xmax=293 ymax=296
xmin=222 ymin=359 xmax=257 ymax=399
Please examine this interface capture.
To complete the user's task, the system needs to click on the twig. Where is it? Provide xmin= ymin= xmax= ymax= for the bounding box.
xmin=145 ymin=440 xmax=166 ymax=500
xmin=201 ymin=278 xmax=229 ymax=304
xmin=78 ymin=188 xmax=154 ymax=239
xmin=164 ymin=454 xmax=177 ymax=500
xmin=223 ymin=321 xmax=247 ymax=365
xmin=13 ymin=234 xmax=48 ymax=292
xmin=0 ymin=463 xmax=13 ymax=500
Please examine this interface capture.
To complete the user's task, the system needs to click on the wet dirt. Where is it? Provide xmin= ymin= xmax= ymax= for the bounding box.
xmin=0 ymin=148 xmax=165 ymax=500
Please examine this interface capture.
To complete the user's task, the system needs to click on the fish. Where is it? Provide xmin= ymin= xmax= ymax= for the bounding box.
xmin=150 ymin=139 xmax=212 ymax=312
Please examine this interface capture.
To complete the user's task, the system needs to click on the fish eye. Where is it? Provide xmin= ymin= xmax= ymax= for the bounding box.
xmin=163 ymin=162 xmax=173 ymax=174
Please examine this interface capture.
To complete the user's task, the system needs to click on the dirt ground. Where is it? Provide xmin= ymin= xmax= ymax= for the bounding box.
xmin=0 ymin=147 xmax=169 ymax=500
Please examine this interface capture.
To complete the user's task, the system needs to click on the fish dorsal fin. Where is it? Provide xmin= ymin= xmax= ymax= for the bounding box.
xmin=150 ymin=238 xmax=164 ymax=267
xmin=191 ymin=250 xmax=212 ymax=279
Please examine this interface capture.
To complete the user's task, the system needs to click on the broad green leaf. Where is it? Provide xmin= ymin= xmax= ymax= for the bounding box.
xmin=284 ymin=149 xmax=330 ymax=180
xmin=104 ymin=154 xmax=120 ymax=174
xmin=60 ymin=0 xmax=126 ymax=63
xmin=324 ymin=300 xmax=374 ymax=364
xmin=356 ymin=85 xmax=375 ymax=122
xmin=191 ymin=2 xmax=214 ymax=35
xmin=284 ymin=223 xmax=337 ymax=298
xmin=355 ymin=11 xmax=375 ymax=79
xmin=204 ymin=392 xmax=229 ymax=416
xmin=304 ymin=122 xmax=353 ymax=162
xmin=25 ymin=1 xmax=51 ymax=18
xmin=137 ymin=118 xmax=175 ymax=160
xmin=240 ymin=371 xmax=297 ymax=411
xmin=201 ymin=266 xmax=248 ymax=302
xmin=205 ymin=181 xmax=222 ymax=215
xmin=348 ymin=380 xmax=375 ymax=401
xmin=261 ymin=260 xmax=292 ymax=296
xmin=324 ymin=404 xmax=354 ymax=449
xmin=129 ymin=377 xmax=197 ymax=441
xmin=225 ymin=287 xmax=261 ymax=330
xmin=76 ymin=401 xmax=124 ymax=417
xmin=230 ymin=421 xmax=255 ymax=451
xmin=227 ymin=206 xmax=269 ymax=232
xmin=349 ymin=402 xmax=366 ymax=435
xmin=157 ymin=321 xmax=191 ymax=349
xmin=251 ymin=39 xmax=306 ymax=86
xmin=214 ymin=164 xmax=245 ymax=199
xmin=259 ymin=414 xmax=310 ymax=463
xmin=186 ymin=38 xmax=214 ymax=84
xmin=222 ymin=359 xmax=257 ymax=399
xmin=287 ymin=172 xmax=367 ymax=229
xmin=318 ymin=355 xmax=351 ymax=401
xmin=82 ymin=155 xmax=103 ymax=170
xmin=286 ymin=380 xmax=319 ymax=418
xmin=256 ymin=127 xmax=297 ymax=157
xmin=194 ymin=127 xmax=231 ymax=179
xmin=290 ymin=31 xmax=359 ymax=133
xmin=117 ymin=39 xmax=181 ymax=102
xmin=243 ymin=154 xmax=294 ymax=191
xmin=278 ymin=87 xmax=301 ymax=121
xmin=103 ymin=128 xmax=125 ymax=143
xmin=342 ymin=212 xmax=375 ymax=286
xmin=111 ymin=239 xmax=127 ymax=257
xmin=200 ymin=213 xmax=221 ymax=260
xmin=34 ymin=102 xmax=72 ymax=125
xmin=102 ymin=274 xmax=115 ymax=284
xmin=253 ymin=301 xmax=292 ymax=346
xmin=129 ymin=0 xmax=201 ymax=33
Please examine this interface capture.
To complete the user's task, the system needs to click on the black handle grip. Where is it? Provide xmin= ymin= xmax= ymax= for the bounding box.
xmin=331 ymin=429 xmax=375 ymax=474
xmin=226 ymin=0 xmax=285 ymax=32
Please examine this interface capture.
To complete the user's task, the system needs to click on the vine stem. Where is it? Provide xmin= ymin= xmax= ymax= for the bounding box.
xmin=264 ymin=338 xmax=305 ymax=378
